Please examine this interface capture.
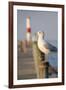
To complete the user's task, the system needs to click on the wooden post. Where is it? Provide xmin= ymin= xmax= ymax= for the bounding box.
xmin=22 ymin=40 xmax=27 ymax=53
xmin=32 ymin=41 xmax=49 ymax=78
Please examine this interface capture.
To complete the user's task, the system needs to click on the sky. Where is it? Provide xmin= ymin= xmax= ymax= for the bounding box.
xmin=17 ymin=10 xmax=58 ymax=41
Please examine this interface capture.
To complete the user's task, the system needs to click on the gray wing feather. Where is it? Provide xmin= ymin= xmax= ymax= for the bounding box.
xmin=44 ymin=42 xmax=57 ymax=52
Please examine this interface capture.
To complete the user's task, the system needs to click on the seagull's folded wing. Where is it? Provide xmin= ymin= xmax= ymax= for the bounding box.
xmin=44 ymin=42 xmax=57 ymax=52
xmin=38 ymin=45 xmax=50 ymax=54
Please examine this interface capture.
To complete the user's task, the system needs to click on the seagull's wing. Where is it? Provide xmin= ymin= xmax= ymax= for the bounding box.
xmin=42 ymin=46 xmax=50 ymax=54
xmin=39 ymin=40 xmax=57 ymax=53
xmin=38 ymin=44 xmax=50 ymax=54
xmin=45 ymin=41 xmax=57 ymax=52
xmin=44 ymin=43 xmax=49 ymax=49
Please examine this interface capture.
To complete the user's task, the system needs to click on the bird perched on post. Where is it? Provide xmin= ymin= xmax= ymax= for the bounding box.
xmin=37 ymin=31 xmax=50 ymax=54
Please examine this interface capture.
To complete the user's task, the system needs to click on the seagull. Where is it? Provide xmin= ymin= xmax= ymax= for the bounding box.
xmin=37 ymin=31 xmax=50 ymax=54
xmin=37 ymin=31 xmax=57 ymax=54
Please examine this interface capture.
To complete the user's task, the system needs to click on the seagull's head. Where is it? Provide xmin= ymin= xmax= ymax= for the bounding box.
xmin=37 ymin=31 xmax=45 ymax=39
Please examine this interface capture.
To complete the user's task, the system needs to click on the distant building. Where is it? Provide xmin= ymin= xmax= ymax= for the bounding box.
xmin=26 ymin=16 xmax=31 ymax=45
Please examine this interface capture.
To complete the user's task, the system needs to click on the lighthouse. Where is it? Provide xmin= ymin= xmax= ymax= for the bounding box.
xmin=26 ymin=16 xmax=31 ymax=45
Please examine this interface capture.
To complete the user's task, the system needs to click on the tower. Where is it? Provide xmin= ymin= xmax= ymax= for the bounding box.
xmin=26 ymin=16 xmax=31 ymax=45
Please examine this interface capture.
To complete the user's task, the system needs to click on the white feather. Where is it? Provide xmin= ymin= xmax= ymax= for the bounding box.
xmin=37 ymin=31 xmax=50 ymax=54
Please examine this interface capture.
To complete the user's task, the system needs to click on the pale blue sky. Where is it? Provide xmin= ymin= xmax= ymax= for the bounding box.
xmin=17 ymin=10 xmax=58 ymax=41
